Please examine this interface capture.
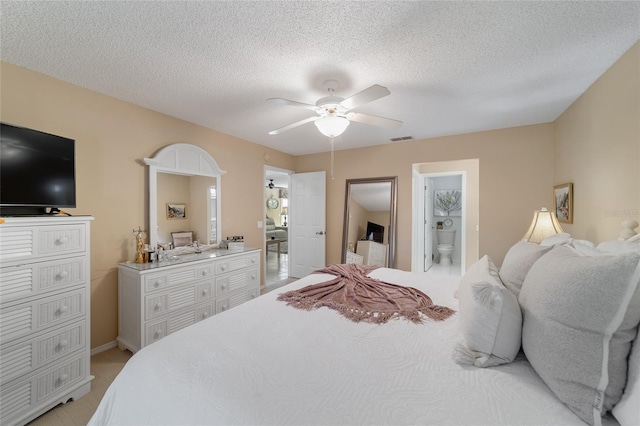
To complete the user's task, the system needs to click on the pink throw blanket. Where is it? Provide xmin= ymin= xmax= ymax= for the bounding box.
xmin=277 ymin=264 xmax=455 ymax=324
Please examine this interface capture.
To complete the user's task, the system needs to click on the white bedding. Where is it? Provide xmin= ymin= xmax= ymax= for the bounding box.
xmin=89 ymin=268 xmax=598 ymax=425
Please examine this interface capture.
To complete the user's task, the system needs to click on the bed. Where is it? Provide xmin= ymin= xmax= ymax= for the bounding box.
xmin=89 ymin=230 xmax=640 ymax=426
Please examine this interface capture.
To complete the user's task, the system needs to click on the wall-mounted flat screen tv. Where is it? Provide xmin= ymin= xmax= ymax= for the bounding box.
xmin=0 ymin=122 xmax=76 ymax=215
xmin=366 ymin=221 xmax=384 ymax=244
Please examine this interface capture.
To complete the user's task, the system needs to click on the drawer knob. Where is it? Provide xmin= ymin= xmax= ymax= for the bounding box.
xmin=251 ymin=258 xmax=256 ymax=264
xmin=57 ymin=270 xmax=69 ymax=279
xmin=154 ymin=302 xmax=163 ymax=310
xmin=202 ymin=289 xmax=208 ymax=296
xmin=59 ymin=373 xmax=69 ymax=383
xmin=59 ymin=339 xmax=69 ymax=349
xmin=202 ymin=312 xmax=209 ymax=319
xmin=59 ymin=305 xmax=69 ymax=314
xmin=220 ymin=265 xmax=226 ymax=271
xmin=201 ymin=270 xmax=208 ymax=276
xmin=154 ymin=331 xmax=162 ymax=339
xmin=251 ymin=274 xmax=256 ymax=280
xmin=154 ymin=280 xmax=162 ymax=287
xmin=221 ymin=284 xmax=227 ymax=290
xmin=57 ymin=237 xmax=69 ymax=245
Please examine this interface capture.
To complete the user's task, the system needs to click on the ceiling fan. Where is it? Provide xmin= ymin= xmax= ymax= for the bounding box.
xmin=267 ymin=80 xmax=403 ymax=138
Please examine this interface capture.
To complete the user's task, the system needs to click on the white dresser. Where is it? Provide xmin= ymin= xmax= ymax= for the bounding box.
xmin=356 ymin=240 xmax=388 ymax=267
xmin=0 ymin=216 xmax=93 ymax=426
xmin=345 ymin=250 xmax=364 ymax=265
xmin=117 ymin=248 xmax=260 ymax=353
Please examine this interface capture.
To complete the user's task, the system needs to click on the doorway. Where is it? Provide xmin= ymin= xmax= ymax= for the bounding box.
xmin=264 ymin=166 xmax=292 ymax=290
xmin=412 ymin=159 xmax=479 ymax=275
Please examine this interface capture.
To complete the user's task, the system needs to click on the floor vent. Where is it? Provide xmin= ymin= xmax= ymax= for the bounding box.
xmin=390 ymin=136 xmax=413 ymax=142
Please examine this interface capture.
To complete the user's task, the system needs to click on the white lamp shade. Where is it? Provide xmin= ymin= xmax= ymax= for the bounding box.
xmin=522 ymin=208 xmax=564 ymax=244
xmin=314 ymin=116 xmax=350 ymax=137
xmin=280 ymin=207 xmax=288 ymax=216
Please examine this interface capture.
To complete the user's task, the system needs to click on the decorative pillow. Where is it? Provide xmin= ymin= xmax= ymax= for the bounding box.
xmin=613 ymin=337 xmax=640 ymax=426
xmin=499 ymin=241 xmax=553 ymax=298
xmin=453 ymin=255 xmax=522 ymax=368
xmin=540 ymin=233 xmax=572 ymax=246
xmin=519 ymin=245 xmax=640 ymax=425
xmin=598 ymin=240 xmax=640 ymax=255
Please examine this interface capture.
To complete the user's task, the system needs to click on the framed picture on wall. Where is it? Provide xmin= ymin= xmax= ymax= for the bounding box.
xmin=167 ymin=203 xmax=187 ymax=219
xmin=553 ymin=183 xmax=573 ymax=224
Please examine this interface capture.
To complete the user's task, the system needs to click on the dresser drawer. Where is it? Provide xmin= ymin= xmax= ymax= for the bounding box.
xmin=216 ymin=284 xmax=260 ymax=314
xmin=215 ymin=253 xmax=259 ymax=274
xmin=1 ymin=321 xmax=86 ymax=384
xmin=0 ymin=256 xmax=87 ymax=304
xmin=145 ymin=280 xmax=215 ymax=320
xmin=0 ymin=223 xmax=86 ymax=263
xmin=215 ymin=267 xmax=259 ymax=296
xmin=145 ymin=301 xmax=213 ymax=346
xmin=143 ymin=264 xmax=213 ymax=293
xmin=0 ymin=289 xmax=85 ymax=344
xmin=0 ymin=353 xmax=87 ymax=425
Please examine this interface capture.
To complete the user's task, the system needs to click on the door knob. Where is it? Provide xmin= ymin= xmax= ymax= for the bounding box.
xmin=315 ymin=231 xmax=325 ymax=235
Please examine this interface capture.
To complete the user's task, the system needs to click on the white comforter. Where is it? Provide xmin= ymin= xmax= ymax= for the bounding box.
xmin=89 ymin=268 xmax=592 ymax=425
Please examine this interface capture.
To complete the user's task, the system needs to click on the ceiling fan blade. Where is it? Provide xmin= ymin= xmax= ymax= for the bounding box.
xmin=340 ymin=84 xmax=391 ymax=110
xmin=268 ymin=116 xmax=318 ymax=135
xmin=267 ymin=98 xmax=318 ymax=111
xmin=347 ymin=112 xmax=403 ymax=129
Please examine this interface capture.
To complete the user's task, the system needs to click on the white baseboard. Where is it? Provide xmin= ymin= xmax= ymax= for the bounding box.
xmin=91 ymin=340 xmax=118 ymax=356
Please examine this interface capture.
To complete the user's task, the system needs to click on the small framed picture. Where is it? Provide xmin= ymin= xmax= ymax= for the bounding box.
xmin=167 ymin=203 xmax=186 ymax=219
xmin=171 ymin=231 xmax=194 ymax=247
xmin=553 ymin=183 xmax=573 ymax=224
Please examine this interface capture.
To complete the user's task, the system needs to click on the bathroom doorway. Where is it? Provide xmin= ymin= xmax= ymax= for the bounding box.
xmin=412 ymin=159 xmax=479 ymax=275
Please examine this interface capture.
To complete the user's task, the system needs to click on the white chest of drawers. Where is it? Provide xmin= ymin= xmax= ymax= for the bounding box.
xmin=356 ymin=240 xmax=388 ymax=267
xmin=117 ymin=248 xmax=261 ymax=353
xmin=0 ymin=216 xmax=93 ymax=426
xmin=345 ymin=250 xmax=364 ymax=265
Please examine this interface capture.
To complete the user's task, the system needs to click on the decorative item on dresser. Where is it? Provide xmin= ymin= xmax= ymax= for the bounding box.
xmin=117 ymin=247 xmax=261 ymax=353
xmin=0 ymin=216 xmax=93 ymax=426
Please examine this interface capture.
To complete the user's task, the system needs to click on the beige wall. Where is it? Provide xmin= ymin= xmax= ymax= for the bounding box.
xmin=554 ymin=41 xmax=640 ymax=242
xmin=296 ymin=124 xmax=556 ymax=270
xmin=0 ymin=62 xmax=296 ymax=349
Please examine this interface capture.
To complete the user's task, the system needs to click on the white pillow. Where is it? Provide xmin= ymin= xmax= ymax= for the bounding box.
xmin=453 ymin=255 xmax=522 ymax=368
xmin=519 ymin=245 xmax=640 ymax=425
xmin=613 ymin=337 xmax=640 ymax=426
xmin=499 ymin=241 xmax=553 ymax=298
xmin=598 ymin=240 xmax=640 ymax=255
xmin=540 ymin=233 xmax=572 ymax=246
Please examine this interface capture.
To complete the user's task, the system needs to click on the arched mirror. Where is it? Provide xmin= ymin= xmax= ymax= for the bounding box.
xmin=144 ymin=143 xmax=226 ymax=249
xmin=341 ymin=177 xmax=397 ymax=268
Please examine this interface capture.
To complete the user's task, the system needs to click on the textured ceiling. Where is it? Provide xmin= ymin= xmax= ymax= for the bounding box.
xmin=1 ymin=1 xmax=639 ymax=156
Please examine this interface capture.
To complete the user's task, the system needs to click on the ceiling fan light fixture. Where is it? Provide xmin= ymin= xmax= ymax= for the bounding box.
xmin=314 ymin=116 xmax=350 ymax=138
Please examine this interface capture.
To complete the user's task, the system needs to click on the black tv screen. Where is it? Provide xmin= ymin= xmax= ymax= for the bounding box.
xmin=0 ymin=123 xmax=76 ymax=215
xmin=366 ymin=221 xmax=384 ymax=244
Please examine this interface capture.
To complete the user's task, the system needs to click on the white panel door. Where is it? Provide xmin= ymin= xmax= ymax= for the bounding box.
xmin=289 ymin=171 xmax=326 ymax=278
xmin=424 ymin=178 xmax=434 ymax=271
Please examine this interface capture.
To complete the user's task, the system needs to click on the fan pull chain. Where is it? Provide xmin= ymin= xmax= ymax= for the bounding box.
xmin=330 ymin=137 xmax=335 ymax=180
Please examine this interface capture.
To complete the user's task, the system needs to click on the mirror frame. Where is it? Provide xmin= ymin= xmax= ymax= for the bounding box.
xmin=144 ymin=143 xmax=226 ymax=249
xmin=341 ymin=176 xmax=398 ymax=268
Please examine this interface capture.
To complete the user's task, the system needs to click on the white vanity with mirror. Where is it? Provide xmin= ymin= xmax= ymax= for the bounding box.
xmin=117 ymin=144 xmax=261 ymax=353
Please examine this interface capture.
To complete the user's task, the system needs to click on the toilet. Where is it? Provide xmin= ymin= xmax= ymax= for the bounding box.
xmin=436 ymin=229 xmax=456 ymax=266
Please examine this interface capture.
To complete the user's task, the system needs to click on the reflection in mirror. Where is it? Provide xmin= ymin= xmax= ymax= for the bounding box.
xmin=341 ymin=177 xmax=397 ymax=268
xmin=144 ymin=143 xmax=225 ymax=250
xmin=156 ymin=173 xmax=217 ymax=246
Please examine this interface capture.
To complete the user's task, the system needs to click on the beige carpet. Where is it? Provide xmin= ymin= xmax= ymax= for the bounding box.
xmin=27 ymin=347 xmax=133 ymax=426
